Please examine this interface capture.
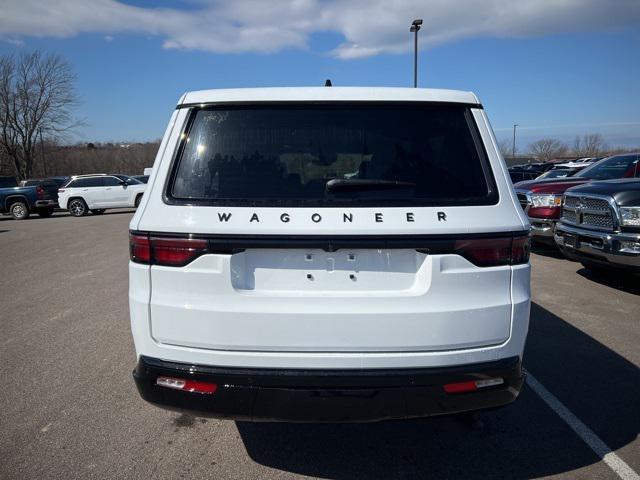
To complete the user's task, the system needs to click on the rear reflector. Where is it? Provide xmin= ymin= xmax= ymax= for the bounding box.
xmin=156 ymin=376 xmax=218 ymax=395
xmin=444 ymin=377 xmax=504 ymax=394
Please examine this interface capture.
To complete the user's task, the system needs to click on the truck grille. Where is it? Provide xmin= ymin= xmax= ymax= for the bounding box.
xmin=516 ymin=193 xmax=529 ymax=210
xmin=561 ymin=194 xmax=616 ymax=231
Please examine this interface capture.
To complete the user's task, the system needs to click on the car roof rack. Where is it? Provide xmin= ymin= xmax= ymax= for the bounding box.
xmin=71 ymin=173 xmax=108 ymax=178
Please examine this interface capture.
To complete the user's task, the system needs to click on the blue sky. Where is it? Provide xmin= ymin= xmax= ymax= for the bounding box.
xmin=1 ymin=0 xmax=639 ymax=151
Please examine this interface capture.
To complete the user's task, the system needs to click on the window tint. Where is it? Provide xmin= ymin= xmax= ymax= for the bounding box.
xmin=169 ymin=104 xmax=495 ymax=207
xmin=71 ymin=177 xmax=105 ymax=188
xmin=103 ymin=176 xmax=123 ymax=186
xmin=22 ymin=179 xmax=57 ymax=188
xmin=577 ymin=154 xmax=640 ymax=180
xmin=0 ymin=177 xmax=17 ymax=188
xmin=49 ymin=177 xmax=69 ymax=187
xmin=112 ymin=174 xmax=142 ymax=185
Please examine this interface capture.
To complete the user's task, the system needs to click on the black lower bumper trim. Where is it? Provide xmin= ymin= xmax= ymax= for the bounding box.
xmin=133 ymin=356 xmax=524 ymax=422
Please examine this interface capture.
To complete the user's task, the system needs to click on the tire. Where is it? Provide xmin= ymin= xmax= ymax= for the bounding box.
xmin=68 ymin=198 xmax=88 ymax=217
xmin=91 ymin=209 xmax=106 ymax=215
xmin=37 ymin=206 xmax=55 ymax=218
xmin=580 ymin=261 xmax=614 ymax=276
xmin=580 ymin=261 xmax=637 ymax=277
xmin=134 ymin=194 xmax=143 ymax=208
xmin=10 ymin=201 xmax=30 ymax=220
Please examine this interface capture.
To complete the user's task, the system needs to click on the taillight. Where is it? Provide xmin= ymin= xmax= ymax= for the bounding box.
xmin=130 ymin=234 xmax=151 ymax=264
xmin=454 ymin=235 xmax=530 ymax=267
xmin=152 ymin=236 xmax=209 ymax=267
xmin=129 ymin=233 xmax=208 ymax=267
xmin=36 ymin=186 xmax=45 ymax=199
xmin=511 ymin=235 xmax=531 ymax=264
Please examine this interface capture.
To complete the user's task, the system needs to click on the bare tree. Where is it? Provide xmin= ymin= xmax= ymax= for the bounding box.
xmin=528 ymin=138 xmax=568 ymax=162
xmin=0 ymin=51 xmax=79 ymax=180
xmin=573 ymin=133 xmax=605 ymax=157
xmin=497 ymin=138 xmax=512 ymax=158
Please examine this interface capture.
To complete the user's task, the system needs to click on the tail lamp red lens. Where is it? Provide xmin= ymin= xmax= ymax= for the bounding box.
xmin=130 ymin=234 xmax=151 ymax=263
xmin=510 ymin=235 xmax=531 ymax=264
xmin=152 ymin=237 xmax=209 ymax=266
xmin=156 ymin=376 xmax=217 ymax=395
xmin=130 ymin=232 xmax=530 ymax=268
xmin=454 ymin=235 xmax=530 ymax=267
xmin=36 ymin=186 xmax=45 ymax=199
xmin=130 ymin=233 xmax=208 ymax=267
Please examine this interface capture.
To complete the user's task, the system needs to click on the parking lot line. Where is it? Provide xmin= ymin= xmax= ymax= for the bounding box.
xmin=527 ymin=373 xmax=640 ymax=480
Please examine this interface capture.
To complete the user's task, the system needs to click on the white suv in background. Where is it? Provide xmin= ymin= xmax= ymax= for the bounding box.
xmin=130 ymin=87 xmax=531 ymax=422
xmin=59 ymin=174 xmax=146 ymax=216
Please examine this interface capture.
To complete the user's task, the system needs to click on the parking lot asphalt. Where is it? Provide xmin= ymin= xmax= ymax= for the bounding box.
xmin=1 ymin=210 xmax=638 ymax=480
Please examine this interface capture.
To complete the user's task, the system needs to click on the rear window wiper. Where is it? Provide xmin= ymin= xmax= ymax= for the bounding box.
xmin=326 ymin=178 xmax=417 ymax=193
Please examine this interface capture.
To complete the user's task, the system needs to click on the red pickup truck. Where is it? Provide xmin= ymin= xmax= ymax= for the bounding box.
xmin=514 ymin=154 xmax=640 ymax=244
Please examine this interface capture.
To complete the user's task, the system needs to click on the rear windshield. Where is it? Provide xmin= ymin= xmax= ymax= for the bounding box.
xmin=167 ymin=104 xmax=496 ymax=207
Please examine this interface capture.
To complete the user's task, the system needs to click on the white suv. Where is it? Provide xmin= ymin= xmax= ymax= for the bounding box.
xmin=130 ymin=87 xmax=531 ymax=422
xmin=59 ymin=174 xmax=146 ymax=216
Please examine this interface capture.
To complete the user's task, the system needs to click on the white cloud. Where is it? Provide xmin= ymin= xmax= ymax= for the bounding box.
xmin=0 ymin=0 xmax=639 ymax=58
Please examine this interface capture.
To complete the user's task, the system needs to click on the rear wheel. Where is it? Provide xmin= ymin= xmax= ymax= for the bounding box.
xmin=91 ymin=209 xmax=106 ymax=215
xmin=135 ymin=194 xmax=143 ymax=208
xmin=37 ymin=206 xmax=55 ymax=218
xmin=68 ymin=198 xmax=88 ymax=217
xmin=580 ymin=261 xmax=614 ymax=275
xmin=10 ymin=201 xmax=30 ymax=220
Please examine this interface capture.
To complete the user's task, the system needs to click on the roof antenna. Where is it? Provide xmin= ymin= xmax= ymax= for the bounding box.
xmin=324 ymin=79 xmax=332 ymax=87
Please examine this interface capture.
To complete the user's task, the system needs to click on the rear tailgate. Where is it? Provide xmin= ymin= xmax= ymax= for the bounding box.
xmin=143 ymin=234 xmax=519 ymax=353
xmin=37 ymin=180 xmax=59 ymax=202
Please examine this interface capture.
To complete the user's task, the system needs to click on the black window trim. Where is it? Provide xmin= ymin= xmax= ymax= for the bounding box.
xmin=162 ymin=102 xmax=499 ymax=208
xmin=69 ymin=176 xmax=106 ymax=188
xmin=177 ymin=100 xmax=484 ymax=110
xmin=104 ymin=175 xmax=124 ymax=187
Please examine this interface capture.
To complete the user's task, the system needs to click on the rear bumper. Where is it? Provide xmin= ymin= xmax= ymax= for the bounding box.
xmin=35 ymin=199 xmax=56 ymax=207
xmin=133 ymin=355 xmax=525 ymax=422
xmin=554 ymin=223 xmax=640 ymax=270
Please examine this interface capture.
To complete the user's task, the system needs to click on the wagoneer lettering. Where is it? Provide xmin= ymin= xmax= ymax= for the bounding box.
xmin=129 ymin=87 xmax=531 ymax=422
xmin=207 ymin=210 xmax=453 ymax=225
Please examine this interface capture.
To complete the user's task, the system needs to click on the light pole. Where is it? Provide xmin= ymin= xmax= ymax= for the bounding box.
xmin=410 ymin=19 xmax=423 ymax=88
xmin=512 ymin=124 xmax=518 ymax=160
